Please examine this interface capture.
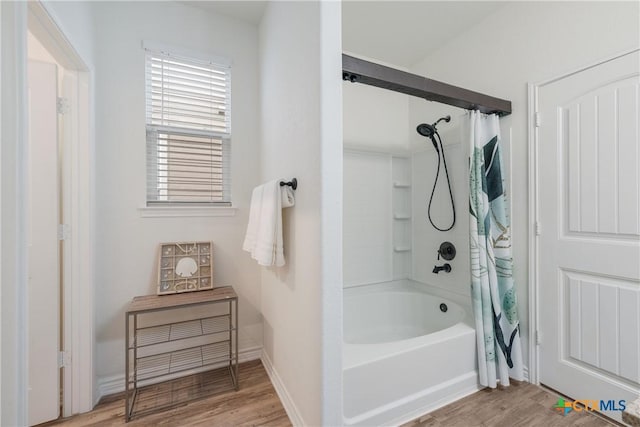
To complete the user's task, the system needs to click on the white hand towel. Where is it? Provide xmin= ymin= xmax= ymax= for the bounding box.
xmin=242 ymin=185 xmax=264 ymax=254
xmin=281 ymin=184 xmax=295 ymax=208
xmin=243 ymin=179 xmax=295 ymax=267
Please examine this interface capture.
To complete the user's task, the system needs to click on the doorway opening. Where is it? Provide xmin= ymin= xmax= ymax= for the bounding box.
xmin=26 ymin=2 xmax=94 ymax=423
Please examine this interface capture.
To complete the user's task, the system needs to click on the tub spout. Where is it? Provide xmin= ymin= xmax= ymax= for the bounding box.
xmin=432 ymin=263 xmax=452 ymax=274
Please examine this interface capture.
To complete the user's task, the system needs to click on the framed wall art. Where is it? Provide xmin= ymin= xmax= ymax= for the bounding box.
xmin=157 ymin=242 xmax=213 ymax=295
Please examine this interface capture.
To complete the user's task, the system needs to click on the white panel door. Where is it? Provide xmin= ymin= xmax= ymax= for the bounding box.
xmin=27 ymin=60 xmax=61 ymax=426
xmin=538 ymin=50 xmax=640 ymax=422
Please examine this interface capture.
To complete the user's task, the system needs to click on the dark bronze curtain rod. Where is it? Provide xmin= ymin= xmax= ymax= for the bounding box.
xmin=342 ymin=54 xmax=512 ymax=116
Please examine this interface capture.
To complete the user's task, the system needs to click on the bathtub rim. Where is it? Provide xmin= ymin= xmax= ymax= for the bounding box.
xmin=344 ymin=289 xmax=467 ymax=345
xmin=343 ymin=280 xmax=476 ymax=369
xmin=343 ymin=279 xmax=475 ymax=329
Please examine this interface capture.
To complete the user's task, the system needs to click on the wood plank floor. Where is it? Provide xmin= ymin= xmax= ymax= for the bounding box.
xmin=42 ymin=360 xmax=291 ymax=427
xmin=401 ymin=381 xmax=617 ymax=427
xmin=44 ymin=361 xmax=617 ymax=427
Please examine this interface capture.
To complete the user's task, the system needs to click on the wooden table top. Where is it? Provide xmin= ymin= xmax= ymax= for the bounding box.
xmin=127 ymin=286 xmax=237 ymax=314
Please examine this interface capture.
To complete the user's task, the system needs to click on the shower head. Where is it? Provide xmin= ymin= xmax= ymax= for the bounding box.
xmin=416 ymin=123 xmax=436 ymax=139
xmin=416 ymin=115 xmax=452 ymax=152
xmin=416 ymin=123 xmax=438 ymax=151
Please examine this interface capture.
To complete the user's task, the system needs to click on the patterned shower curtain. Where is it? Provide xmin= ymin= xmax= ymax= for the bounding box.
xmin=468 ymin=111 xmax=523 ymax=388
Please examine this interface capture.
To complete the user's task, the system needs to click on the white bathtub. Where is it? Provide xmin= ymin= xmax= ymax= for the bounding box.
xmin=343 ymin=280 xmax=479 ymax=426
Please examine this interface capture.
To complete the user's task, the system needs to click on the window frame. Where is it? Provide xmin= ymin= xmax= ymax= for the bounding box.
xmin=143 ymin=41 xmax=233 ymax=208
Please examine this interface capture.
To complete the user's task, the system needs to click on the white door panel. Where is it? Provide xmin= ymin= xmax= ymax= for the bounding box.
xmin=28 ymin=60 xmax=60 ymax=426
xmin=538 ymin=50 xmax=640 ymax=423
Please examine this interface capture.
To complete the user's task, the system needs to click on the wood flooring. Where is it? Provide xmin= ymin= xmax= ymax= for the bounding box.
xmin=43 ymin=360 xmax=617 ymax=427
xmin=42 ymin=360 xmax=291 ymax=427
xmin=401 ymin=381 xmax=617 ymax=427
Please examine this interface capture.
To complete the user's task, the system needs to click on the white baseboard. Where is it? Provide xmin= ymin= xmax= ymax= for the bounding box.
xmin=96 ymin=373 xmax=125 ymax=404
xmin=260 ymin=352 xmax=304 ymax=426
xmin=95 ymin=345 xmax=263 ymax=406
xmin=237 ymin=346 xmax=263 ymax=364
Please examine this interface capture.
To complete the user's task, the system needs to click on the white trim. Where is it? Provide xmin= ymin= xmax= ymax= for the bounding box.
xmin=0 ymin=2 xmax=3 ymax=421
xmin=95 ymin=346 xmax=263 ymax=405
xmin=95 ymin=375 xmax=127 ymax=404
xmin=261 ymin=352 xmax=304 ymax=427
xmin=142 ymin=40 xmax=231 ymax=68
xmin=72 ymin=69 xmax=94 ymax=414
xmin=320 ymin=2 xmax=344 ymax=423
xmin=138 ymin=205 xmax=237 ymax=218
xmin=534 ymin=46 xmax=640 ymax=88
xmin=28 ymin=2 xmax=87 ymax=72
xmin=0 ymin=3 xmax=31 ymax=423
xmin=16 ymin=4 xmax=30 ymax=424
xmin=527 ymin=81 xmax=540 ymax=385
xmin=29 ymin=0 xmax=95 ymax=415
xmin=60 ymin=68 xmax=78 ymax=419
xmin=527 ymin=46 xmax=640 ymax=387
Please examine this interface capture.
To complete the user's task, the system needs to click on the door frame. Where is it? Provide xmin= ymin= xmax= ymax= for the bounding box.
xmin=27 ymin=1 xmax=95 ymax=418
xmin=527 ymin=46 xmax=640 ymax=386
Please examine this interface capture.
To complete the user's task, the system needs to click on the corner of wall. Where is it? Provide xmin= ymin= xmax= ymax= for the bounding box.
xmin=258 ymin=1 xmax=342 ymax=425
xmin=260 ymin=352 xmax=305 ymax=426
xmin=319 ymin=1 xmax=343 ymax=424
xmin=0 ymin=2 xmax=29 ymax=424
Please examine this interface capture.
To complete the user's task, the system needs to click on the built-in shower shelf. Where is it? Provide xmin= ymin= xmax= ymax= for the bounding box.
xmin=393 ymin=214 xmax=411 ymax=220
xmin=393 ymin=182 xmax=411 ymax=188
xmin=393 ymin=247 xmax=412 ymax=252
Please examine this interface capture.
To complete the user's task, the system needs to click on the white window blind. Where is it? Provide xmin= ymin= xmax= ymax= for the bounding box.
xmin=145 ymin=48 xmax=231 ymax=204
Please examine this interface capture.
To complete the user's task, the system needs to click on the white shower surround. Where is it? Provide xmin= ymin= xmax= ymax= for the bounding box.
xmin=343 ymin=281 xmax=479 ymax=426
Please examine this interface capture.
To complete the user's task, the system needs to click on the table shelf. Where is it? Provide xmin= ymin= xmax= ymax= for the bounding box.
xmin=132 ymin=315 xmax=233 ymax=349
xmin=125 ymin=287 xmax=238 ymax=422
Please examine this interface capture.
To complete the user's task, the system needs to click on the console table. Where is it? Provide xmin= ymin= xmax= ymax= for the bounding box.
xmin=124 ymin=287 xmax=238 ymax=421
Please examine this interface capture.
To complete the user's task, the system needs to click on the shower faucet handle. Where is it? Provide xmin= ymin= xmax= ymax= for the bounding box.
xmin=437 ymin=242 xmax=456 ymax=261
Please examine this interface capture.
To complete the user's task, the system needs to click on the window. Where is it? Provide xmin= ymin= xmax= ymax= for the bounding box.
xmin=145 ymin=46 xmax=231 ymax=205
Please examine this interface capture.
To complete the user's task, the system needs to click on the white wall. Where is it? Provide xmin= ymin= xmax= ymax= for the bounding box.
xmin=409 ymin=111 xmax=509 ymax=300
xmin=342 ymin=58 xmax=413 ymax=289
xmin=41 ymin=1 xmax=94 ymax=69
xmin=343 ymin=81 xmax=410 ymax=152
xmin=90 ymin=1 xmax=262 ymax=388
xmin=411 ymin=124 xmax=471 ymax=296
xmin=259 ymin=1 xmax=343 ymax=424
xmin=1 ymin=2 xmax=28 ymax=424
xmin=343 ymin=151 xmax=392 ymax=286
xmin=409 ymin=1 xmax=640 ymax=372
xmin=343 ymin=149 xmax=415 ymax=287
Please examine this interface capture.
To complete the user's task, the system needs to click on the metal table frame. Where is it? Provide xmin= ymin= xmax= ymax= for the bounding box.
xmin=124 ymin=287 xmax=238 ymax=421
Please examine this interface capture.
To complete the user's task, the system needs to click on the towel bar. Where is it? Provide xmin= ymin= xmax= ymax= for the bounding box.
xmin=279 ymin=178 xmax=297 ymax=190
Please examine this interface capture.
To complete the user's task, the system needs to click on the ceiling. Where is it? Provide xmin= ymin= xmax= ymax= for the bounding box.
xmin=342 ymin=1 xmax=504 ymax=68
xmin=180 ymin=1 xmax=503 ymax=67
xmin=181 ymin=1 xmax=267 ymax=25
